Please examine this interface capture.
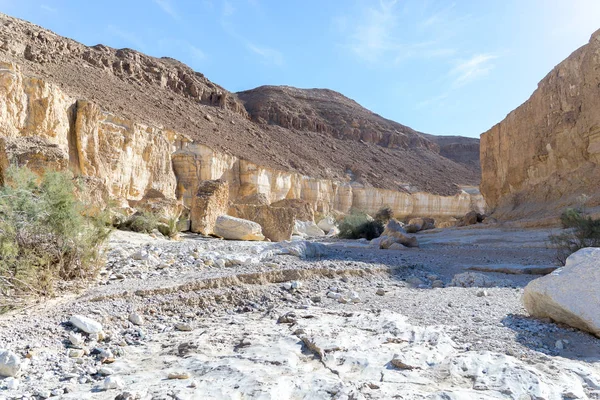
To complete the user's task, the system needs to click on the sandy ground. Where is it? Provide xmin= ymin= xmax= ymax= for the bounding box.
xmin=1 ymin=226 xmax=600 ymax=399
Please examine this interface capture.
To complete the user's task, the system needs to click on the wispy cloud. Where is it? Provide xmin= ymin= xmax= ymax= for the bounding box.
xmin=219 ymin=12 xmax=284 ymax=67
xmin=40 ymin=4 xmax=57 ymax=13
xmin=415 ymin=92 xmax=449 ymax=109
xmin=157 ymin=39 xmax=207 ymax=64
xmin=450 ymin=53 xmax=498 ymax=87
xmin=335 ymin=0 xmax=456 ymax=64
xmin=154 ymin=0 xmax=179 ymax=20
xmin=222 ymin=0 xmax=235 ymax=17
xmin=107 ymin=25 xmax=146 ymax=50
xmin=246 ymin=43 xmax=284 ymax=66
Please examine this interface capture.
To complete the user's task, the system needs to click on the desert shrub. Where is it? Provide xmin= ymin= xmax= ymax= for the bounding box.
xmin=550 ymin=209 xmax=600 ymax=264
xmin=338 ymin=210 xmax=384 ymax=240
xmin=157 ymin=217 xmax=179 ymax=238
xmin=0 ymin=166 xmax=111 ymax=298
xmin=121 ymin=212 xmax=160 ymax=233
xmin=374 ymin=206 xmax=394 ymax=224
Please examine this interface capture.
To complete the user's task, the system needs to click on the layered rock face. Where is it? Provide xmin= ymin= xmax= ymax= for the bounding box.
xmin=481 ymin=29 xmax=600 ymax=219
xmin=0 ymin=12 xmax=486 ymax=227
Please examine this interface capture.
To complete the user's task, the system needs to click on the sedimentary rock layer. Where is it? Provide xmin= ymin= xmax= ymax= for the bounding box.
xmin=0 ymin=62 xmax=484 ymax=218
xmin=481 ymin=29 xmax=600 ymax=219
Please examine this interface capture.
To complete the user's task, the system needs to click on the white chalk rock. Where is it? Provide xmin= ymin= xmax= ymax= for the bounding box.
xmin=70 ymin=315 xmax=103 ymax=334
xmin=293 ymin=220 xmax=325 ymax=238
xmin=524 ymin=247 xmax=600 ymax=336
xmin=0 ymin=350 xmax=21 ymax=377
xmin=102 ymin=376 xmax=123 ymax=390
xmin=213 ymin=215 xmax=265 ymax=241
xmin=129 ymin=312 xmax=144 ymax=326
xmin=317 ymin=216 xmax=337 ymax=233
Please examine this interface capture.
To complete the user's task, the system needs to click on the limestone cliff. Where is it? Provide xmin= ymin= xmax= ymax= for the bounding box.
xmin=481 ymin=29 xmax=600 ymax=220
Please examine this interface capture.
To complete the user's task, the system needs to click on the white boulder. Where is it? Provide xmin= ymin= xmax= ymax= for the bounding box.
xmin=293 ymin=220 xmax=325 ymax=238
xmin=317 ymin=216 xmax=336 ymax=232
xmin=70 ymin=315 xmax=103 ymax=334
xmin=213 ymin=215 xmax=265 ymax=241
xmin=0 ymin=350 xmax=21 ymax=377
xmin=523 ymin=247 xmax=600 ymax=336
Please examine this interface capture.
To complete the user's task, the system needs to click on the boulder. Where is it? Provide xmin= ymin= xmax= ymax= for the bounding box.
xmin=523 ymin=248 xmax=600 ymax=336
xmin=381 ymin=219 xmax=419 ymax=248
xmin=406 ymin=217 xmax=435 ymax=232
xmin=235 ymin=193 xmax=270 ymax=206
xmin=190 ymin=180 xmax=229 ymax=235
xmin=132 ymin=189 xmax=184 ymax=223
xmin=293 ymin=220 xmax=325 ymax=237
xmin=317 ymin=216 xmax=337 ymax=232
xmin=436 ymin=218 xmax=458 ymax=229
xmin=458 ymin=211 xmax=483 ymax=227
xmin=70 ymin=315 xmax=103 ymax=334
xmin=229 ymin=204 xmax=295 ymax=241
xmin=271 ymin=199 xmax=315 ymax=222
xmin=0 ymin=350 xmax=21 ymax=377
xmin=213 ymin=215 xmax=265 ymax=241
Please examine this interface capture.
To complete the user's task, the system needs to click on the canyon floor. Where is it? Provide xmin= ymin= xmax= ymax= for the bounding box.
xmin=2 ymin=226 xmax=600 ymax=399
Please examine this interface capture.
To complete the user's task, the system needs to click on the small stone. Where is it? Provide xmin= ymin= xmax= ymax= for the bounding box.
xmin=282 ymin=282 xmax=292 ymax=291
xmin=69 ymin=332 xmax=85 ymax=347
xmin=129 ymin=313 xmax=144 ymax=326
xmin=70 ymin=315 xmax=103 ymax=334
xmin=35 ymin=389 xmax=51 ymax=399
xmin=476 ymin=289 xmax=489 ymax=297
xmin=99 ymin=367 xmax=115 ymax=376
xmin=311 ymin=296 xmax=322 ymax=303
xmin=349 ymin=291 xmax=361 ymax=303
xmin=390 ymin=356 xmax=418 ymax=370
xmin=168 ymin=371 xmax=191 ymax=380
xmin=290 ymin=281 xmax=302 ymax=290
xmin=51 ymin=388 xmax=64 ymax=396
xmin=376 ymin=288 xmax=385 ymax=296
xmin=189 ymin=380 xmax=198 ymax=388
xmin=68 ymin=349 xmax=84 ymax=358
xmin=555 ymin=340 xmax=564 ymax=350
xmin=5 ymin=377 xmax=19 ymax=390
xmin=406 ymin=276 xmax=424 ymax=287
xmin=0 ymin=349 xmax=21 ymax=377
xmin=175 ymin=323 xmax=193 ymax=332
xmin=102 ymin=376 xmax=124 ymax=390
xmin=277 ymin=312 xmax=297 ymax=324
xmin=432 ymin=280 xmax=445 ymax=288
xmin=327 ymin=291 xmax=342 ymax=300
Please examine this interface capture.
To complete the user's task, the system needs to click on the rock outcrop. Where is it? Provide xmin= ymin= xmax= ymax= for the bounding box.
xmin=481 ymin=29 xmax=600 ymax=220
xmin=228 ymin=203 xmax=296 ymax=242
xmin=523 ymin=247 xmax=600 ymax=336
xmin=0 ymin=12 xmax=486 ymax=234
xmin=190 ymin=179 xmax=229 ymax=235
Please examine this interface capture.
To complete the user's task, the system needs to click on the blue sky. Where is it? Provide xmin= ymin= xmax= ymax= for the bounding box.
xmin=1 ymin=1 xmax=599 ymax=138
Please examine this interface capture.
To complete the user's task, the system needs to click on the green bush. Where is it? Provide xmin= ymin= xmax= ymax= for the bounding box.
xmin=120 ymin=212 xmax=159 ymax=233
xmin=0 ymin=166 xmax=111 ymax=298
xmin=338 ymin=210 xmax=385 ymax=240
xmin=550 ymin=209 xmax=600 ymax=264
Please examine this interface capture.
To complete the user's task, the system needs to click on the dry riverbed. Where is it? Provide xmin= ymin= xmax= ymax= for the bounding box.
xmin=1 ymin=226 xmax=600 ymax=399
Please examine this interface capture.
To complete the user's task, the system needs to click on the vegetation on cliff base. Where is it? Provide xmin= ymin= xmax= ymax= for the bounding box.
xmin=550 ymin=205 xmax=600 ymax=264
xmin=0 ymin=166 xmax=110 ymax=303
xmin=338 ymin=206 xmax=393 ymax=240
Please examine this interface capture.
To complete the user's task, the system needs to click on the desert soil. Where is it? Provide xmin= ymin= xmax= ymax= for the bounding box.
xmin=1 ymin=226 xmax=600 ymax=399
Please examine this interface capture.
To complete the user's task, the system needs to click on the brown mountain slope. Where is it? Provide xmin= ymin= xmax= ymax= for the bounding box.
xmin=0 ymin=13 xmax=479 ymax=196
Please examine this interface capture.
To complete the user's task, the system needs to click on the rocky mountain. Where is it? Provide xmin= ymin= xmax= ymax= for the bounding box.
xmin=0 ymin=12 xmax=483 ymax=219
xmin=481 ymin=28 xmax=600 ymax=220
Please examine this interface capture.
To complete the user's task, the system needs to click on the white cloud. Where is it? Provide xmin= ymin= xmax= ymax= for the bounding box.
xmin=222 ymin=0 xmax=235 ymax=17
xmin=154 ymin=0 xmax=179 ymax=20
xmin=246 ymin=43 xmax=284 ymax=66
xmin=107 ymin=25 xmax=146 ymax=50
xmin=450 ymin=53 xmax=498 ymax=87
xmin=415 ymin=92 xmax=449 ymax=109
xmin=40 ymin=4 xmax=57 ymax=13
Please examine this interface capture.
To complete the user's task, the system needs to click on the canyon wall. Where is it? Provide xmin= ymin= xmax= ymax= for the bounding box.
xmin=0 ymin=61 xmax=484 ymax=220
xmin=481 ymin=29 xmax=600 ymax=220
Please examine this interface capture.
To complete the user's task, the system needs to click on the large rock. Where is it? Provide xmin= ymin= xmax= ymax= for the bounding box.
xmin=229 ymin=204 xmax=295 ymax=242
xmin=381 ymin=219 xmax=419 ymax=248
xmin=0 ymin=350 xmax=21 ymax=377
xmin=70 ymin=315 xmax=103 ymax=334
xmin=190 ymin=179 xmax=229 ymax=235
xmin=523 ymin=248 xmax=600 ymax=336
xmin=293 ymin=220 xmax=325 ymax=238
xmin=405 ymin=217 xmax=435 ymax=232
xmin=270 ymin=199 xmax=314 ymax=222
xmin=481 ymin=29 xmax=600 ymax=219
xmin=213 ymin=215 xmax=265 ymax=241
xmin=317 ymin=216 xmax=337 ymax=233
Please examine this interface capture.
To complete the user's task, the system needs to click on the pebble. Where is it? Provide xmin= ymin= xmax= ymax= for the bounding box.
xmin=175 ymin=323 xmax=193 ymax=332
xmin=555 ymin=340 xmax=564 ymax=350
xmin=5 ymin=377 xmax=19 ymax=390
xmin=68 ymin=349 xmax=84 ymax=358
xmin=476 ymin=290 xmax=489 ymax=297
xmin=168 ymin=371 xmax=191 ymax=380
xmin=376 ymin=288 xmax=386 ymax=296
xmin=129 ymin=313 xmax=144 ymax=326
xmin=103 ymin=376 xmax=124 ymax=390
xmin=99 ymin=367 xmax=115 ymax=376
xmin=69 ymin=332 xmax=85 ymax=347
xmin=432 ymin=280 xmax=445 ymax=288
